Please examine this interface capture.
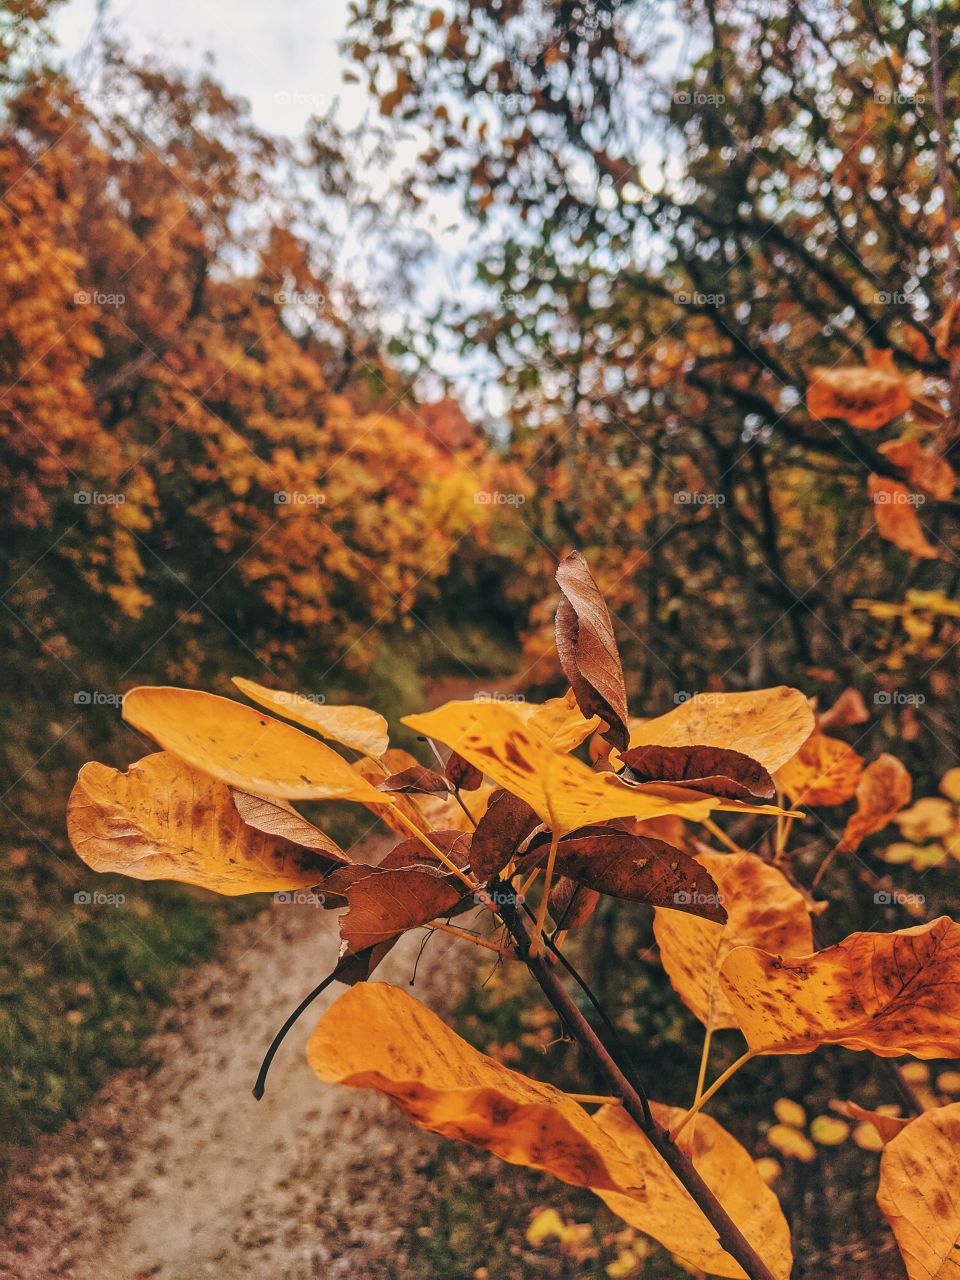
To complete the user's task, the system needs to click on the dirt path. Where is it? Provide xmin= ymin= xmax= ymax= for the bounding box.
xmin=1 ymin=840 xmax=474 ymax=1280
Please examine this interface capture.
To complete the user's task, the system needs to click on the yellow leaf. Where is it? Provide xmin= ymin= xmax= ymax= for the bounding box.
xmin=67 ymin=752 xmax=344 ymax=894
xmin=775 ymin=732 xmax=863 ymax=807
xmin=122 ymin=686 xmax=382 ymax=803
xmin=627 ymin=688 xmax=815 ymax=774
xmin=232 ymin=676 xmax=389 ymax=758
xmin=877 ymin=1103 xmax=960 ymax=1280
xmin=402 ymin=700 xmax=786 ymax=833
xmin=766 ymin=1125 xmax=816 ymax=1163
xmin=838 ymin=753 xmax=912 ymax=853
xmin=653 ymin=852 xmax=814 ymax=1028
xmin=810 ymin=1115 xmax=849 ymax=1145
xmin=773 ymin=1098 xmax=807 ymax=1128
xmin=719 ymin=916 xmax=960 ymax=1058
xmin=513 ymin=688 xmax=601 ymax=751
xmin=308 ymin=983 xmax=792 ymax=1280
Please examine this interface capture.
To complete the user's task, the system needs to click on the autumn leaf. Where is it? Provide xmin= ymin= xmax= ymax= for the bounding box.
xmin=231 ymin=676 xmax=390 ymax=758
xmin=378 ymin=765 xmax=452 ymax=795
xmin=68 ymin=752 xmax=342 ymax=894
xmin=838 ymin=752 xmax=912 ymax=853
xmin=122 ymin=686 xmax=383 ymax=804
xmin=549 ymin=833 xmax=729 ymax=923
xmin=807 ymin=365 xmax=911 ymax=429
xmin=933 ymin=298 xmax=960 ymax=360
xmin=833 ymin=1100 xmax=910 ymax=1144
xmin=308 ymin=983 xmax=791 ymax=1280
xmin=620 ymin=744 xmax=775 ymax=801
xmin=548 ymin=876 xmax=600 ymax=931
xmin=878 ymin=437 xmax=957 ymax=502
xmin=335 ymin=865 xmax=470 ymax=954
xmin=653 ymin=851 xmax=813 ymax=1027
xmin=230 ymin=790 xmax=350 ymax=861
xmin=402 ymin=700 xmax=784 ymax=835
xmin=513 ymin=688 xmax=602 ymax=752
xmin=626 ymin=687 xmax=814 ymax=775
xmin=444 ymin=749 xmax=483 ymax=791
xmin=818 ymin=687 xmax=869 ymax=732
xmin=719 ymin=916 xmax=960 ymax=1057
xmin=470 ymin=787 xmax=541 ymax=881
xmin=774 ymin=732 xmax=863 ymax=807
xmin=877 ymin=1103 xmax=960 ymax=1280
xmin=868 ymin=476 xmax=940 ymax=560
xmin=555 ymin=551 xmax=630 ymax=751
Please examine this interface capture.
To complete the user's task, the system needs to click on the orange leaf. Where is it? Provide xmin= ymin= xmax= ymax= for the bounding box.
xmin=833 ymin=1100 xmax=910 ymax=1145
xmin=308 ymin=983 xmax=791 ymax=1279
xmin=626 ymin=688 xmax=815 ymax=775
xmin=719 ymin=916 xmax=960 ymax=1057
xmin=122 ymin=686 xmax=383 ymax=804
xmin=653 ymin=851 xmax=814 ymax=1028
xmin=808 ymin=365 xmax=911 ymax=429
xmin=878 ymin=437 xmax=956 ymax=502
xmin=68 ymin=752 xmax=344 ymax=894
xmin=877 ymin=1103 xmax=960 ymax=1280
xmin=555 ymin=551 xmax=630 ymax=750
xmin=775 ymin=732 xmax=863 ymax=807
xmin=232 ymin=676 xmax=389 ymax=757
xmin=839 ymin=752 xmax=912 ymax=853
xmin=868 ymin=476 xmax=940 ymax=559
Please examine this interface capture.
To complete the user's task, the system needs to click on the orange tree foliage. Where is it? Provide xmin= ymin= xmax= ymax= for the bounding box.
xmin=347 ymin=0 xmax=960 ymax=761
xmin=69 ymin=552 xmax=960 ymax=1280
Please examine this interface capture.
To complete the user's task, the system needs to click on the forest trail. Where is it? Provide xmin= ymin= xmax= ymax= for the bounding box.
xmin=0 ymin=834 xmax=477 ymax=1280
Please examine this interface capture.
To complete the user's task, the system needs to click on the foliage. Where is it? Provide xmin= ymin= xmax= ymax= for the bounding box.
xmin=67 ymin=551 xmax=960 ymax=1279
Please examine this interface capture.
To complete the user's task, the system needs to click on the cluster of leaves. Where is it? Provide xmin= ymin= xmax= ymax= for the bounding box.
xmin=68 ymin=551 xmax=960 ymax=1279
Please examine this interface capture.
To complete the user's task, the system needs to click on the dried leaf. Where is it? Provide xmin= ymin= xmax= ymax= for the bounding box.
xmin=552 ymin=833 xmax=728 ymax=923
xmin=308 ymin=983 xmax=791 ymax=1280
xmin=548 ymin=876 xmax=600 ymax=931
xmin=833 ymin=1100 xmax=910 ymax=1145
xmin=627 ymin=688 xmax=814 ymax=775
xmin=775 ymin=732 xmax=863 ymax=807
xmin=933 ymin=298 xmax=960 ymax=360
xmin=402 ymin=701 xmax=781 ymax=835
xmin=877 ymin=1103 xmax=960 ymax=1280
xmin=653 ymin=851 xmax=813 ymax=1027
xmin=122 ymin=686 xmax=382 ymax=804
xmin=868 ymin=475 xmax=941 ymax=559
xmin=68 ymin=752 xmax=341 ymax=894
xmin=445 ymin=749 xmax=483 ymax=791
xmin=232 ymin=676 xmax=389 ymax=757
xmin=808 ymin=365 xmax=911 ymax=429
xmin=230 ymin=790 xmax=350 ymax=860
xmin=555 ymin=552 xmax=630 ymax=750
xmin=470 ymin=787 xmax=541 ymax=881
xmin=838 ymin=753 xmax=912 ymax=853
xmin=378 ymin=765 xmax=452 ymax=795
xmin=336 ymin=865 xmax=469 ymax=954
xmin=719 ymin=916 xmax=960 ymax=1057
xmin=620 ymin=745 xmax=775 ymax=801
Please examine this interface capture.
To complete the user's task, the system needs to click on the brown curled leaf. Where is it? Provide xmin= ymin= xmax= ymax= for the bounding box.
xmin=619 ymin=744 xmax=775 ymax=801
xmin=548 ymin=876 xmax=600 ymax=931
xmin=469 ymin=787 xmax=542 ymax=881
xmin=555 ymin=551 xmax=630 ymax=751
xmin=378 ymin=765 xmax=452 ymax=795
xmin=445 ymin=749 xmax=484 ymax=791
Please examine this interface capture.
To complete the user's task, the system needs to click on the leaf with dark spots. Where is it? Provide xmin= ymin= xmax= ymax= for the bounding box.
xmin=619 ymin=744 xmax=775 ymax=801
xmin=877 ymin=1103 xmax=960 ymax=1280
xmin=548 ymin=876 xmax=600 ymax=931
xmin=377 ymin=829 xmax=473 ymax=872
xmin=471 ymin=788 xmax=541 ymax=881
xmin=555 ymin=551 xmax=630 ymax=752
xmin=719 ymin=916 xmax=960 ymax=1057
xmin=378 ymin=765 xmax=452 ymax=796
xmin=445 ymin=749 xmax=483 ymax=791
xmin=548 ymin=833 xmax=727 ymax=923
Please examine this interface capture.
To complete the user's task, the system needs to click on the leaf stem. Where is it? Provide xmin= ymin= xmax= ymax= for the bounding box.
xmin=529 ymin=828 xmax=560 ymax=957
xmin=671 ymin=1050 xmax=756 ymax=1142
xmin=701 ymin=816 xmax=747 ymax=856
xmin=427 ymin=920 xmax=513 ymax=956
xmin=389 ymin=804 xmax=479 ymax=893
